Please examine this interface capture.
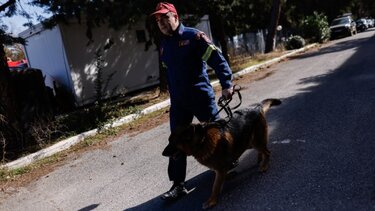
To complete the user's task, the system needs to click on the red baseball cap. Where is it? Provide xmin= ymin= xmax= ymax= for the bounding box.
xmin=150 ymin=2 xmax=178 ymax=16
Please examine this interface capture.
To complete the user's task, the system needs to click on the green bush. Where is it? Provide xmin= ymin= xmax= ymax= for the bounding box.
xmin=285 ymin=35 xmax=306 ymax=50
xmin=301 ymin=11 xmax=330 ymax=43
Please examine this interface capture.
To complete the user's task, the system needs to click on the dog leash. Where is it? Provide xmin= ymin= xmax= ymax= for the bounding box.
xmin=209 ymin=84 xmax=242 ymax=123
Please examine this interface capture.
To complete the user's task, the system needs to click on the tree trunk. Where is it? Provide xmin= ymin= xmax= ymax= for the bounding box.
xmin=209 ymin=13 xmax=231 ymax=65
xmin=0 ymin=44 xmax=17 ymax=124
xmin=145 ymin=17 xmax=168 ymax=93
xmin=0 ymin=41 xmax=21 ymax=156
xmin=158 ymin=52 xmax=168 ymax=93
xmin=156 ymin=34 xmax=168 ymax=93
xmin=265 ymin=0 xmax=282 ymax=53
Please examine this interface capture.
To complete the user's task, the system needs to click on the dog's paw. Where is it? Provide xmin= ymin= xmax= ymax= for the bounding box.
xmin=202 ymin=198 xmax=217 ymax=210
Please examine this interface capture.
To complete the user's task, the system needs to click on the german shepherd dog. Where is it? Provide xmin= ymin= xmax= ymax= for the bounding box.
xmin=166 ymin=99 xmax=281 ymax=209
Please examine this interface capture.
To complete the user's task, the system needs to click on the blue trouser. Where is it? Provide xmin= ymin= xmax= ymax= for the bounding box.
xmin=168 ymin=99 xmax=219 ymax=184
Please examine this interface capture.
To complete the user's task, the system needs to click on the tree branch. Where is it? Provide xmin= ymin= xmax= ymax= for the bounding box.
xmin=0 ymin=0 xmax=16 ymax=13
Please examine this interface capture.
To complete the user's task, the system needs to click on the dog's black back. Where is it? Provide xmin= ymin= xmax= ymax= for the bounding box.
xmin=207 ymin=99 xmax=281 ymax=165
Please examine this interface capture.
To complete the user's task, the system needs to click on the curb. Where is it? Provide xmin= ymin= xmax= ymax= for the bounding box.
xmin=1 ymin=44 xmax=317 ymax=170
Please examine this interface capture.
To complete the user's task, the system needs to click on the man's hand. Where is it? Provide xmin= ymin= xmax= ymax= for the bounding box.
xmin=222 ymin=86 xmax=234 ymax=100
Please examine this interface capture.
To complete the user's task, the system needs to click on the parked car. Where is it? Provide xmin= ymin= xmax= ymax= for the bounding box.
xmin=356 ymin=19 xmax=369 ymax=32
xmin=330 ymin=16 xmax=357 ymax=39
xmin=367 ymin=18 xmax=374 ymax=28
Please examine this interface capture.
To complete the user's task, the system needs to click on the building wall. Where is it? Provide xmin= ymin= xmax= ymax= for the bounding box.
xmin=20 ymin=16 xmax=212 ymax=106
xmin=20 ymin=19 xmax=160 ymax=106
xmin=59 ymin=20 xmax=159 ymax=105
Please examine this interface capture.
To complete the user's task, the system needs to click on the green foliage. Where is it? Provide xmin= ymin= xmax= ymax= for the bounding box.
xmin=0 ymin=28 xmax=25 ymax=45
xmin=56 ymin=103 xmax=139 ymax=137
xmin=92 ymin=40 xmax=118 ymax=131
xmin=301 ymin=12 xmax=330 ymax=43
xmin=0 ymin=166 xmax=31 ymax=181
xmin=285 ymin=35 xmax=305 ymax=50
xmin=202 ymin=0 xmax=273 ymax=36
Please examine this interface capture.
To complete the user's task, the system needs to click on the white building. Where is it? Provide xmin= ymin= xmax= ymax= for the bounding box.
xmin=19 ymin=16 xmax=212 ymax=106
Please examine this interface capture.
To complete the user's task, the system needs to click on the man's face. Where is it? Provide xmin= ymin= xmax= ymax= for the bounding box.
xmin=156 ymin=12 xmax=179 ymax=36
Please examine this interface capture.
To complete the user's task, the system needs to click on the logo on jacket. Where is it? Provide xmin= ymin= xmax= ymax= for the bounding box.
xmin=179 ymin=40 xmax=190 ymax=47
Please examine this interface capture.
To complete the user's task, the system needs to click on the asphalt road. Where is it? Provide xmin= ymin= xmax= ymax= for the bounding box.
xmin=1 ymin=29 xmax=375 ymax=211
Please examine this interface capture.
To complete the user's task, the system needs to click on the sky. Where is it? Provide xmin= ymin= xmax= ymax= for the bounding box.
xmin=1 ymin=1 xmax=51 ymax=35
xmin=2 ymin=15 xmax=30 ymax=35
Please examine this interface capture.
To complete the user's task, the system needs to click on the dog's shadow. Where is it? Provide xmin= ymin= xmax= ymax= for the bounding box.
xmin=125 ymin=152 xmax=263 ymax=211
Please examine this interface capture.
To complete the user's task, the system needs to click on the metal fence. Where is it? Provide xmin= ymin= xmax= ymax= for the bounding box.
xmin=226 ymin=29 xmax=288 ymax=57
xmin=227 ymin=29 xmax=267 ymax=56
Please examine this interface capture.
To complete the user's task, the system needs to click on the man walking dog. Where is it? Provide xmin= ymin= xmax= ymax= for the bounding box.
xmin=150 ymin=2 xmax=234 ymax=201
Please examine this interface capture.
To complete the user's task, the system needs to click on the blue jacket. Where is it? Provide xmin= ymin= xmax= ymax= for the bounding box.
xmin=160 ymin=24 xmax=233 ymax=106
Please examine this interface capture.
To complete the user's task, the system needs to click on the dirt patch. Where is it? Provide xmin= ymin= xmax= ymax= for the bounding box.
xmin=0 ymin=155 xmax=67 ymax=199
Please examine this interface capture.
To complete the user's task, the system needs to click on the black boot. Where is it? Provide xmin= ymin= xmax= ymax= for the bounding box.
xmin=161 ymin=183 xmax=188 ymax=201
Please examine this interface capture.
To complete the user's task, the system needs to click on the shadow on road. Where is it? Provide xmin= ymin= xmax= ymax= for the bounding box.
xmin=291 ymin=36 xmax=370 ymax=60
xmin=78 ymin=204 xmax=100 ymax=211
xmin=124 ymin=170 xmax=214 ymax=210
xmin=126 ymin=31 xmax=375 ymax=210
xmin=125 ymin=163 xmax=263 ymax=211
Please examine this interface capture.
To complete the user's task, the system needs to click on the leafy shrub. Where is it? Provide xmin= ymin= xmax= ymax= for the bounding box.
xmin=285 ymin=35 xmax=306 ymax=50
xmin=301 ymin=11 xmax=330 ymax=43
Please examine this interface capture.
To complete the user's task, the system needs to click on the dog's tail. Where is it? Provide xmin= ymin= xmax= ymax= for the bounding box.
xmin=261 ymin=99 xmax=281 ymax=114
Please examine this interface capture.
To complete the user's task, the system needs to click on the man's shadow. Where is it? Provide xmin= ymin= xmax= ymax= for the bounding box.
xmin=125 ymin=152 xmax=263 ymax=211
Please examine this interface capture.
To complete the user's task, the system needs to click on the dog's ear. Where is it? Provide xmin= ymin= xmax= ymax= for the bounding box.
xmin=188 ymin=123 xmax=197 ymax=134
xmin=168 ymin=130 xmax=176 ymax=144
xmin=164 ymin=125 xmax=195 ymax=157
xmin=191 ymin=123 xmax=206 ymax=144
xmin=164 ymin=129 xmax=181 ymax=157
xmin=170 ymin=125 xmax=192 ymax=141
xmin=169 ymin=126 xmax=186 ymax=142
xmin=193 ymin=123 xmax=204 ymax=135
xmin=165 ymin=127 xmax=183 ymax=157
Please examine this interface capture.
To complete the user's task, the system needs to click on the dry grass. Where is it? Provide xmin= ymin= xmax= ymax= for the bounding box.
xmin=230 ymin=50 xmax=286 ymax=72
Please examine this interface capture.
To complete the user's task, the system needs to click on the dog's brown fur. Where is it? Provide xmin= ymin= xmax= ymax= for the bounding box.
xmin=167 ymin=99 xmax=281 ymax=209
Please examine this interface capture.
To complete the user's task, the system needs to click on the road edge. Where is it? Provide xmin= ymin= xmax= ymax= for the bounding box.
xmin=1 ymin=43 xmax=317 ymax=170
